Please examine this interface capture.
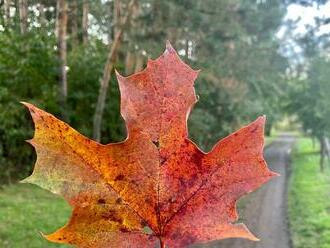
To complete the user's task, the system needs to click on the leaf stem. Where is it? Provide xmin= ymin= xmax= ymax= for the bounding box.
xmin=160 ymin=238 xmax=165 ymax=248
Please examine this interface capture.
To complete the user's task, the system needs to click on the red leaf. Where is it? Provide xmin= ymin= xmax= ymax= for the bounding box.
xmin=22 ymin=42 xmax=277 ymax=247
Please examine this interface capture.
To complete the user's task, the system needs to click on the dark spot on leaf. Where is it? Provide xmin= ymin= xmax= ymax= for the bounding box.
xmin=145 ymin=197 xmax=152 ymax=204
xmin=191 ymin=151 xmax=203 ymax=168
xmin=134 ymin=180 xmax=140 ymax=186
xmin=116 ymin=198 xmax=123 ymax=204
xmin=115 ymin=174 xmax=125 ymax=181
xmin=160 ymin=156 xmax=167 ymax=165
xmin=119 ymin=227 xmax=130 ymax=233
xmin=97 ymin=198 xmax=106 ymax=204
xmin=152 ymin=140 xmax=160 ymax=148
xmin=102 ymin=210 xmax=123 ymax=224
xmin=250 ymin=125 xmax=258 ymax=133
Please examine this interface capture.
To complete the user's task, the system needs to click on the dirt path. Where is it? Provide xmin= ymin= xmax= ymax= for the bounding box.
xmin=198 ymin=134 xmax=296 ymax=248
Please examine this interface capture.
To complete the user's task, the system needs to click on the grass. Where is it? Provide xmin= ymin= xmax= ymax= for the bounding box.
xmin=289 ymin=138 xmax=330 ymax=248
xmin=0 ymin=183 xmax=70 ymax=248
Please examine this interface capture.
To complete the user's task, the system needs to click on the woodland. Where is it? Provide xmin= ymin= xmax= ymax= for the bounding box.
xmin=0 ymin=0 xmax=328 ymax=183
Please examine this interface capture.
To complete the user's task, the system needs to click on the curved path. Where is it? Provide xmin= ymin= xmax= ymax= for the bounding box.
xmin=196 ymin=134 xmax=295 ymax=248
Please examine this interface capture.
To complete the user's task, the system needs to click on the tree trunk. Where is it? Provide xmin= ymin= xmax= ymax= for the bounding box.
xmin=124 ymin=1 xmax=138 ymax=75
xmin=18 ymin=0 xmax=28 ymax=34
xmin=70 ymin=0 xmax=79 ymax=47
xmin=113 ymin=0 xmax=120 ymax=37
xmin=55 ymin=0 xmax=60 ymax=38
xmin=134 ymin=53 xmax=144 ymax=73
xmin=185 ymin=39 xmax=189 ymax=58
xmin=82 ymin=0 xmax=89 ymax=45
xmin=92 ymin=0 xmax=136 ymax=142
xmin=107 ymin=0 xmax=112 ymax=44
xmin=167 ymin=28 xmax=177 ymax=47
xmin=320 ymin=137 xmax=325 ymax=172
xmin=324 ymin=137 xmax=330 ymax=160
xmin=4 ymin=0 xmax=11 ymax=25
xmin=57 ymin=0 xmax=68 ymax=120
xmin=125 ymin=50 xmax=135 ymax=75
xmin=265 ymin=122 xmax=272 ymax=136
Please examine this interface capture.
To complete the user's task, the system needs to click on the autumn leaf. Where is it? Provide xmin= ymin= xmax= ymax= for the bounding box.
xmin=22 ymin=42 xmax=277 ymax=248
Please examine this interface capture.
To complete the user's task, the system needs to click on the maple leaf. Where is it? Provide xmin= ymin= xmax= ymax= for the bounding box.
xmin=22 ymin=42 xmax=277 ymax=248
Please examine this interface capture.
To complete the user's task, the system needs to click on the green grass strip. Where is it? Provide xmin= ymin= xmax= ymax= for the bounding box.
xmin=289 ymin=138 xmax=330 ymax=248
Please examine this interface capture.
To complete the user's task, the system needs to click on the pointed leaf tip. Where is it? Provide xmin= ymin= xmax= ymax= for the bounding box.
xmin=270 ymin=171 xmax=280 ymax=177
xmin=257 ymin=115 xmax=266 ymax=124
xmin=247 ymin=232 xmax=259 ymax=242
xmin=165 ymin=40 xmax=175 ymax=54
xmin=42 ymin=231 xmax=62 ymax=244
xmin=20 ymin=177 xmax=32 ymax=184
xmin=20 ymin=101 xmax=33 ymax=109
xmin=114 ymin=68 xmax=120 ymax=76
xmin=115 ymin=69 xmax=125 ymax=80
xmin=21 ymin=102 xmax=40 ymax=117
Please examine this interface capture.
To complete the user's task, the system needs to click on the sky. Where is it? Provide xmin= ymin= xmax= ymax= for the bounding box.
xmin=279 ymin=1 xmax=330 ymax=37
xmin=275 ymin=1 xmax=330 ymax=64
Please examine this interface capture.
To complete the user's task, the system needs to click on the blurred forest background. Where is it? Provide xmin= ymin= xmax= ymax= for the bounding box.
xmin=1 ymin=0 xmax=329 ymax=183
xmin=1 ymin=0 xmax=330 ymax=247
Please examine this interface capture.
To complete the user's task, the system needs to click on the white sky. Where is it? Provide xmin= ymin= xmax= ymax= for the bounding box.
xmin=278 ymin=1 xmax=330 ymax=37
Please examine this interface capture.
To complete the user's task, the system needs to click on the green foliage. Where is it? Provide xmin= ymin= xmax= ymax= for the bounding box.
xmin=288 ymin=56 xmax=330 ymax=140
xmin=0 ymin=31 xmax=124 ymax=182
xmin=289 ymin=138 xmax=330 ymax=248
xmin=0 ymin=31 xmax=58 ymax=182
xmin=67 ymin=42 xmax=126 ymax=143
xmin=0 ymin=0 xmax=288 ymax=182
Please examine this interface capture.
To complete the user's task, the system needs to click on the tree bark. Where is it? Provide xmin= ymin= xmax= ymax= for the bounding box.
xmin=57 ymin=0 xmax=68 ymax=120
xmin=124 ymin=1 xmax=139 ymax=75
xmin=185 ymin=39 xmax=189 ymax=58
xmin=55 ymin=0 xmax=59 ymax=38
xmin=82 ymin=0 xmax=89 ymax=45
xmin=18 ymin=0 xmax=28 ymax=34
xmin=167 ymin=27 xmax=178 ymax=47
xmin=92 ymin=0 xmax=136 ymax=142
xmin=134 ymin=53 xmax=144 ymax=73
xmin=125 ymin=50 xmax=135 ymax=75
xmin=107 ymin=0 xmax=112 ymax=44
xmin=70 ymin=0 xmax=79 ymax=47
xmin=4 ymin=0 xmax=11 ymax=25
xmin=320 ymin=137 xmax=325 ymax=172
xmin=113 ymin=0 xmax=120 ymax=37
xmin=324 ymin=137 xmax=330 ymax=160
